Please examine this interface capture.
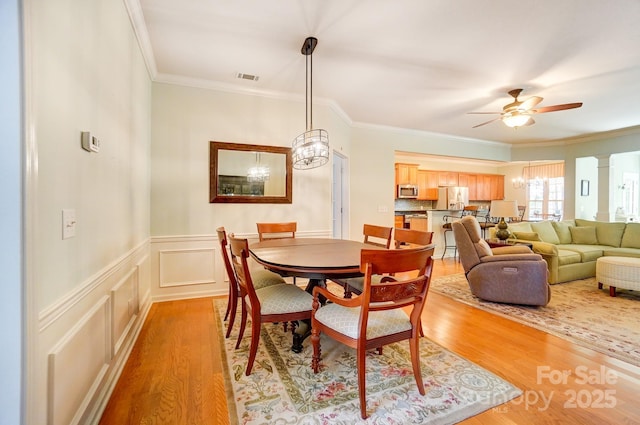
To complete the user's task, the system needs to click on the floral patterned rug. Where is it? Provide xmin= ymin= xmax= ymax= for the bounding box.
xmin=430 ymin=274 xmax=640 ymax=366
xmin=214 ymin=300 xmax=521 ymax=425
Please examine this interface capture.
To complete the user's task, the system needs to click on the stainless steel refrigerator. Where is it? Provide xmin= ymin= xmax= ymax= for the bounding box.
xmin=435 ymin=186 xmax=469 ymax=210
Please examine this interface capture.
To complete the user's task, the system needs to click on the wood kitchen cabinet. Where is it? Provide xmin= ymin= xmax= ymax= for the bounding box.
xmin=476 ymin=174 xmax=492 ymax=201
xmin=402 ymin=166 xmax=504 ymax=201
xmin=409 ymin=216 xmax=428 ymax=232
xmin=417 ymin=170 xmax=438 ymax=200
xmin=458 ymin=173 xmax=477 ymax=200
xmin=437 ymin=171 xmax=458 ymax=187
xmin=490 ymin=175 xmax=504 ymax=200
xmin=394 ymin=215 xmax=405 ymax=228
xmin=395 ymin=163 xmax=418 ymax=186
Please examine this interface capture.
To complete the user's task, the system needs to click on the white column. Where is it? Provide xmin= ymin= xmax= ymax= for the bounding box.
xmin=595 ymin=155 xmax=614 ymax=221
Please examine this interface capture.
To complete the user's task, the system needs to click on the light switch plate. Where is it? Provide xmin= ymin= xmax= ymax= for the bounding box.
xmin=62 ymin=209 xmax=76 ymax=239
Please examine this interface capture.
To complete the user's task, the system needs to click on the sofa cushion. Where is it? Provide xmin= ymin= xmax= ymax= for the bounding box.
xmin=569 ymin=226 xmax=598 ymax=245
xmin=559 ymin=244 xmax=605 ymax=262
xmin=621 ymin=223 xmax=640 ymax=249
xmin=603 ymin=247 xmax=640 ymax=258
xmin=508 ymin=222 xmax=533 ymax=233
xmin=513 ymin=231 xmax=541 ymax=241
xmin=556 ymin=249 xmax=582 ymax=266
xmin=531 ymin=221 xmax=560 ymax=244
xmin=575 ymin=219 xmax=626 ymax=247
xmin=552 ymin=221 xmax=573 ymax=244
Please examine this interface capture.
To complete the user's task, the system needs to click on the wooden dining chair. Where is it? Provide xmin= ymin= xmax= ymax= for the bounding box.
xmin=393 ymin=228 xmax=434 ymax=248
xmin=216 ymin=227 xmax=286 ymax=339
xmin=333 ymin=224 xmax=393 ymax=298
xmin=340 ymin=228 xmax=433 ymax=296
xmin=228 ymin=234 xmax=313 ymax=375
xmin=311 ymin=245 xmax=435 ymax=419
xmin=362 ymin=223 xmax=393 ymax=248
xmin=256 ymin=222 xmax=298 ymax=284
xmin=256 ymin=222 xmax=297 ymax=241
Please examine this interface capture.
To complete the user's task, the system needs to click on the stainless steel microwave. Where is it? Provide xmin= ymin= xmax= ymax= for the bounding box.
xmin=397 ymin=184 xmax=419 ymax=198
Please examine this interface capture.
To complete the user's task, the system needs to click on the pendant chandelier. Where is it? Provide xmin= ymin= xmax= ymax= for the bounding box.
xmin=247 ymin=152 xmax=270 ymax=182
xmin=292 ymin=37 xmax=329 ymax=170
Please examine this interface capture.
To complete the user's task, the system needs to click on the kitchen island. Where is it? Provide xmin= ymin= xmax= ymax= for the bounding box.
xmin=426 ymin=210 xmax=461 ymax=258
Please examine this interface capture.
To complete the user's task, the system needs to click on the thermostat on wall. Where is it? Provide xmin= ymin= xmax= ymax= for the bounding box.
xmin=81 ymin=131 xmax=100 ymax=152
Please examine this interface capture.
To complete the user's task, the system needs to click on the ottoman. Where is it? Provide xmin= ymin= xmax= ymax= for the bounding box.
xmin=596 ymin=256 xmax=640 ymax=297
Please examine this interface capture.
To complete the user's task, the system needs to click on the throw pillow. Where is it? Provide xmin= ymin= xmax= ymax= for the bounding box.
xmin=621 ymin=223 xmax=640 ymax=249
xmin=513 ymin=231 xmax=541 ymax=241
xmin=595 ymin=221 xmax=626 ymax=247
xmin=569 ymin=226 xmax=598 ymax=245
xmin=530 ymin=220 xmax=561 ymax=244
xmin=552 ymin=221 xmax=573 ymax=244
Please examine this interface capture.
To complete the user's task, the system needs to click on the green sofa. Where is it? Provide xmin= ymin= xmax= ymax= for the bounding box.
xmin=490 ymin=219 xmax=640 ymax=284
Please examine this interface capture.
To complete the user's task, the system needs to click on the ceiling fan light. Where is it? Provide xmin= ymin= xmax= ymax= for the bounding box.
xmin=503 ymin=113 xmax=531 ymax=128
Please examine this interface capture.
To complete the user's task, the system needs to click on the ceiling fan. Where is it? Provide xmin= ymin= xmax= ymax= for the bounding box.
xmin=469 ymin=89 xmax=583 ymax=129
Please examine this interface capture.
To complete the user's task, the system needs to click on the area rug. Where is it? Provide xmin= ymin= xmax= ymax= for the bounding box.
xmin=430 ymin=274 xmax=640 ymax=366
xmin=214 ymin=300 xmax=521 ymax=425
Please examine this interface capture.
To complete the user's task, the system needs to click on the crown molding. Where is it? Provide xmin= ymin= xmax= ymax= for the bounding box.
xmin=123 ymin=0 xmax=157 ymax=79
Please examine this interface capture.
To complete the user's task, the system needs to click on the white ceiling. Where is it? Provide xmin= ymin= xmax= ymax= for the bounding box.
xmin=135 ymin=0 xmax=640 ymax=145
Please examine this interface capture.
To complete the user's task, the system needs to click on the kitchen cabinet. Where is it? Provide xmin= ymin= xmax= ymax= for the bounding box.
xmin=458 ymin=173 xmax=477 ymax=200
xmin=402 ymin=167 xmax=504 ymax=201
xmin=395 ymin=163 xmax=418 ymax=186
xmin=417 ymin=170 xmax=438 ymax=200
xmin=437 ymin=171 xmax=458 ymax=187
xmin=408 ymin=216 xmax=428 ymax=232
xmin=394 ymin=215 xmax=405 ymax=229
xmin=476 ymin=175 xmax=492 ymax=201
xmin=490 ymin=175 xmax=504 ymax=200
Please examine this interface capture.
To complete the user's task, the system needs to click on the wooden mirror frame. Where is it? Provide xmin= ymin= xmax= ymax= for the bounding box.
xmin=209 ymin=141 xmax=293 ymax=204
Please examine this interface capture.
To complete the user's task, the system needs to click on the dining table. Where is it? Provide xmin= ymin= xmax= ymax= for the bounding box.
xmin=249 ymin=237 xmax=386 ymax=352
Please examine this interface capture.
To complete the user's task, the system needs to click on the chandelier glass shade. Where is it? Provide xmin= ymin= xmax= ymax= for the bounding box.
xmin=247 ymin=152 xmax=270 ymax=182
xmin=292 ymin=37 xmax=329 ymax=170
xmin=292 ymin=129 xmax=329 ymax=170
xmin=247 ymin=165 xmax=270 ymax=182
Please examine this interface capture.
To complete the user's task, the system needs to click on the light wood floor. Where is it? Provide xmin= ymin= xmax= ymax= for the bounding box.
xmin=99 ymin=259 xmax=640 ymax=424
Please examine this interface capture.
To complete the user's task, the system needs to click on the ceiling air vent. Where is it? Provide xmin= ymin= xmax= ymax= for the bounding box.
xmin=237 ymin=73 xmax=259 ymax=81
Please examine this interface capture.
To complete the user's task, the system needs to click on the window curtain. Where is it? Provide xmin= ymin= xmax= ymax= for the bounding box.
xmin=524 ymin=162 xmax=564 ymax=181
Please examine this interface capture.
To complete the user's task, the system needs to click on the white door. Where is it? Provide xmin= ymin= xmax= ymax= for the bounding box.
xmin=332 ymin=152 xmax=349 ymax=239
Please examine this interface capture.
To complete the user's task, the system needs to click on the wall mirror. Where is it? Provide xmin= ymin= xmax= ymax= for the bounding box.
xmin=210 ymin=141 xmax=292 ymax=203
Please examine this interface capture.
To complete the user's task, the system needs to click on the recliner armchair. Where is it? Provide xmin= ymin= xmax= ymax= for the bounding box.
xmin=452 ymin=215 xmax=551 ymax=306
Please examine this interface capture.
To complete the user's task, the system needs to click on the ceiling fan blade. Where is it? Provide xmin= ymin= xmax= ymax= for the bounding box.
xmin=531 ymin=102 xmax=583 ymax=114
xmin=519 ymin=96 xmax=543 ymax=111
xmin=472 ymin=117 xmax=501 ymax=128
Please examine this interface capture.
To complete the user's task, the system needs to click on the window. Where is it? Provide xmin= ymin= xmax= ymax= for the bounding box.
xmin=524 ymin=163 xmax=564 ymax=220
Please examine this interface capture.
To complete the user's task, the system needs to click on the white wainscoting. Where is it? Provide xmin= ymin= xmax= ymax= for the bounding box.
xmin=40 ymin=241 xmax=151 ymax=425
xmin=149 ymin=231 xmax=332 ymax=302
xmin=40 ymin=231 xmax=333 ymax=425
xmin=111 ymin=266 xmax=139 ymax=356
xmin=159 ymin=247 xmax=216 ymax=287
xmin=47 ymin=296 xmax=111 ymax=425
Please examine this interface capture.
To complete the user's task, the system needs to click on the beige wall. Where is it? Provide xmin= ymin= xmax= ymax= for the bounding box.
xmin=150 ymin=82 xmax=351 ymax=237
xmin=26 ymin=0 xmax=151 ymax=423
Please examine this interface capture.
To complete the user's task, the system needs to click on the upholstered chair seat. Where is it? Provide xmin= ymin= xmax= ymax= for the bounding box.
xmin=255 ymin=284 xmax=313 ymax=315
xmin=314 ymin=303 xmax=410 ymax=339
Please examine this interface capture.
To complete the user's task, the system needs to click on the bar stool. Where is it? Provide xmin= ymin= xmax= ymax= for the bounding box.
xmin=441 ymin=206 xmax=478 ymax=259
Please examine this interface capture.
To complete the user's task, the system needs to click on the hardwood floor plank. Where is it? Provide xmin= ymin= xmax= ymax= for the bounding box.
xmin=99 ymin=259 xmax=639 ymax=425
